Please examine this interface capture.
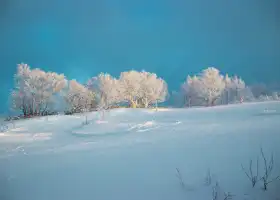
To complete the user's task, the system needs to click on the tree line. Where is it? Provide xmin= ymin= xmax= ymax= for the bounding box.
xmin=9 ymin=63 xmax=279 ymax=117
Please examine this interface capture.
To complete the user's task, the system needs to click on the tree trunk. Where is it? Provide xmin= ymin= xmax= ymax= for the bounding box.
xmin=22 ymin=98 xmax=27 ymax=116
xmin=101 ymin=110 xmax=105 ymax=120
xmin=41 ymin=103 xmax=48 ymax=116
xmin=188 ymin=96 xmax=191 ymax=107
xmin=23 ymin=106 xmax=27 ymax=116
xmin=208 ymin=98 xmax=215 ymax=106
xmin=210 ymin=96 xmax=220 ymax=106
xmin=155 ymin=100 xmax=158 ymax=111
xmin=227 ymin=90 xmax=229 ymax=104
xmin=130 ymin=100 xmax=137 ymax=108
xmin=144 ymin=97 xmax=149 ymax=108
xmin=183 ymin=95 xmax=187 ymax=107
xmin=28 ymin=104 xmax=33 ymax=116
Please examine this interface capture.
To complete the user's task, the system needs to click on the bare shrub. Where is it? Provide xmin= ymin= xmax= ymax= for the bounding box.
xmin=260 ymin=148 xmax=280 ymax=191
xmin=175 ymin=167 xmax=236 ymax=199
xmin=242 ymin=148 xmax=280 ymax=191
xmin=241 ymin=158 xmax=260 ymax=187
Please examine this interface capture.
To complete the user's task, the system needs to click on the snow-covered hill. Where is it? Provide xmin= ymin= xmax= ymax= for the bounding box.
xmin=1 ymin=102 xmax=280 ymax=200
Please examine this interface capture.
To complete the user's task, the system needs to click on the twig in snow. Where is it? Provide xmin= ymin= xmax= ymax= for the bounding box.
xmin=211 ymin=182 xmax=234 ymax=200
xmin=176 ymin=168 xmax=186 ymax=189
xmin=260 ymin=148 xmax=280 ymax=191
xmin=241 ymin=158 xmax=260 ymax=187
xmin=212 ymin=182 xmax=220 ymax=200
xmin=82 ymin=115 xmax=90 ymax=125
xmin=223 ymin=192 xmax=235 ymax=200
xmin=204 ymin=168 xmax=212 ymax=186
xmin=175 ymin=168 xmax=195 ymax=192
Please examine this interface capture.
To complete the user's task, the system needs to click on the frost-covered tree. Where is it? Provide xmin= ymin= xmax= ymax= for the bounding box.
xmin=118 ymin=70 xmax=168 ymax=108
xmin=197 ymin=67 xmax=226 ymax=106
xmin=87 ymin=73 xmax=123 ymax=109
xmin=222 ymin=74 xmax=232 ymax=104
xmin=222 ymin=75 xmax=246 ymax=104
xmin=258 ymin=94 xmax=271 ymax=101
xmin=152 ymin=78 xmax=168 ymax=109
xmin=10 ymin=64 xmax=32 ymax=116
xmin=239 ymin=86 xmax=255 ymax=102
xmin=119 ymin=70 xmax=143 ymax=108
xmin=10 ymin=63 xmax=67 ymax=116
xmin=272 ymin=92 xmax=279 ymax=100
xmin=230 ymin=76 xmax=246 ymax=102
xmin=181 ymin=68 xmax=248 ymax=106
xmin=181 ymin=75 xmax=202 ymax=107
xmin=138 ymin=71 xmax=168 ymax=108
xmin=64 ymin=80 xmax=95 ymax=114
xmin=180 ymin=67 xmax=251 ymax=106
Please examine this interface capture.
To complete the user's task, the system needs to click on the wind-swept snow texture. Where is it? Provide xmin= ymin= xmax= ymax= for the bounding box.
xmin=1 ymin=102 xmax=280 ymax=200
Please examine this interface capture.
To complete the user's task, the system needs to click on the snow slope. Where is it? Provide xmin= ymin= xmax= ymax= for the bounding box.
xmin=0 ymin=102 xmax=280 ymax=200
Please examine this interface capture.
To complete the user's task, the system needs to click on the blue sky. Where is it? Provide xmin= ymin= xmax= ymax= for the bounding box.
xmin=0 ymin=0 xmax=280 ymax=113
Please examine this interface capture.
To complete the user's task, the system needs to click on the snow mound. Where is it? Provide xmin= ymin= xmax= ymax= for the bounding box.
xmin=263 ymin=109 xmax=277 ymax=113
xmin=150 ymin=108 xmax=171 ymax=111
xmin=0 ymin=132 xmax=52 ymax=143
xmin=95 ymin=120 xmax=108 ymax=124
xmin=128 ymin=120 xmax=159 ymax=132
xmin=71 ymin=121 xmax=131 ymax=137
xmin=9 ymin=127 xmax=28 ymax=132
xmin=32 ymin=132 xmax=52 ymax=140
